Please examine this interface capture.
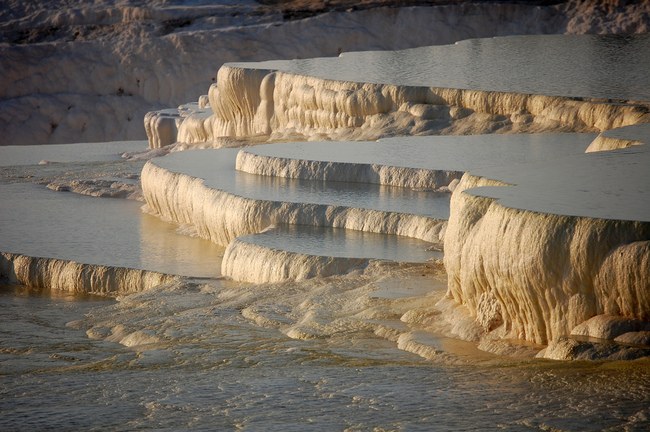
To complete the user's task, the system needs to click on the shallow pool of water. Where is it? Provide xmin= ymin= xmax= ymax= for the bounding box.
xmin=243 ymin=133 xmax=595 ymax=172
xmin=155 ymin=148 xmax=451 ymax=219
xmin=2 ymin=281 xmax=650 ymax=431
xmin=0 ymin=141 xmax=147 ymax=167
xmin=240 ymin=224 xmax=442 ymax=262
xmin=236 ymin=34 xmax=650 ymax=101
xmin=469 ymin=143 xmax=650 ymax=222
xmin=0 ymin=182 xmax=224 ymax=277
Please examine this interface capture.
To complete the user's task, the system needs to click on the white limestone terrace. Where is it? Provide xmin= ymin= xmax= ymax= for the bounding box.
xmin=142 ymin=132 xmax=595 ymax=283
xmin=466 ymin=141 xmax=650 ymax=223
xmin=0 ymin=142 xmax=225 ymax=295
xmin=11 ymin=0 xmax=647 ymax=146
xmin=223 ymin=224 xmax=442 ymax=283
xmin=444 ymin=123 xmax=650 ymax=359
xmin=142 ymin=147 xmax=448 ymax=283
xmin=141 ymin=147 xmax=450 ymax=247
xmin=229 ymin=34 xmax=650 ymax=102
xmin=163 ymin=34 xmax=650 ymax=147
xmin=146 ymin=32 xmax=650 ymax=359
xmin=236 ymin=133 xmax=596 ymax=189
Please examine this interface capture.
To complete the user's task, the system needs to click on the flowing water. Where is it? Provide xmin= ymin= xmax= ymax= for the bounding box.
xmin=1 ymin=280 xmax=650 ymax=431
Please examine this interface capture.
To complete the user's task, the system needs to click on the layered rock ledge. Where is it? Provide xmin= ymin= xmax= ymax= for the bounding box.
xmin=141 ymin=134 xmax=593 ymax=285
xmin=0 ymin=252 xmax=176 ymax=296
xmin=141 ymin=148 xmax=448 ymax=247
xmin=150 ymin=35 xmax=650 ymax=147
xmin=143 ymin=34 xmax=650 ymax=359
xmin=444 ymin=125 xmax=650 ymax=356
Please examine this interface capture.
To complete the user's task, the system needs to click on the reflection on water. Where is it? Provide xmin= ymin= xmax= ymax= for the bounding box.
xmin=0 ymin=183 xmax=223 ymax=277
xmin=244 ymin=133 xmax=596 ymax=172
xmin=469 ymin=143 xmax=650 ymax=222
xmin=235 ymin=34 xmax=650 ymax=101
xmin=158 ymin=148 xmax=451 ymax=219
xmin=240 ymin=224 xmax=443 ymax=262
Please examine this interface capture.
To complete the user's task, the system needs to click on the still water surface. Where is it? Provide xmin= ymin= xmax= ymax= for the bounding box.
xmin=239 ymin=223 xmax=443 ymax=262
xmin=155 ymin=148 xmax=451 ymax=219
xmin=237 ymin=34 xmax=650 ymax=101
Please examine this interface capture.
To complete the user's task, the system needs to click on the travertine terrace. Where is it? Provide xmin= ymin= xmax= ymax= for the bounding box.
xmin=141 ymin=34 xmax=650 ymax=359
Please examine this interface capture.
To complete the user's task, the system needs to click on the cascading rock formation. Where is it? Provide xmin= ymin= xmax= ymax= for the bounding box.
xmin=140 ymin=33 xmax=650 ymax=360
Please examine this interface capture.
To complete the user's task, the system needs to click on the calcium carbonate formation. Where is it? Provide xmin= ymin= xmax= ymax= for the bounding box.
xmin=0 ymin=252 xmax=176 ymax=296
xmin=148 ymin=34 xmax=650 ymax=148
xmin=6 ymin=0 xmax=650 ymax=145
xmin=138 ymin=34 xmax=650 ymax=360
xmin=3 ymin=27 xmax=650 ymax=360
xmin=155 ymin=66 xmax=648 ymax=147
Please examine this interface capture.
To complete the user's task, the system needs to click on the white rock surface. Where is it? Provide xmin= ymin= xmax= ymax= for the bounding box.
xmin=234 ymin=133 xmax=594 ymax=189
xmin=221 ymin=223 xmax=440 ymax=283
xmin=141 ymin=154 xmax=447 ymax=247
xmin=222 ymin=237 xmax=369 ymax=283
xmin=173 ymin=59 xmax=648 ymax=146
xmin=0 ymin=252 xmax=176 ymax=296
xmin=4 ymin=0 xmax=650 ymax=145
xmin=444 ymin=136 xmax=650 ymax=345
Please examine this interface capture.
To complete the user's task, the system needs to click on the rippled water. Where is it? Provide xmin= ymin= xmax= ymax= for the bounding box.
xmin=2 ymin=282 xmax=650 ymax=431
xmin=2 ymin=137 xmax=650 ymax=430
xmin=2 ymin=28 xmax=650 ymax=427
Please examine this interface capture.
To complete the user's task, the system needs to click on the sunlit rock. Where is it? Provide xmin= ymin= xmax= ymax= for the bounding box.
xmin=13 ymin=0 xmax=646 ymax=145
xmin=221 ymin=224 xmax=440 ymax=284
xmin=571 ymin=315 xmax=650 ymax=341
xmin=539 ymin=336 xmax=650 ymax=361
xmin=168 ymin=35 xmax=650 ymax=146
xmin=444 ymin=131 xmax=650 ymax=346
xmin=0 ymin=252 xmax=176 ymax=296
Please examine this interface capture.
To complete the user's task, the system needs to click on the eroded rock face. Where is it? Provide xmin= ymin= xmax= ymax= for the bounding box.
xmin=140 ymin=156 xmax=447 ymax=248
xmin=0 ymin=252 xmax=176 ymax=296
xmin=168 ymin=65 xmax=648 ymax=147
xmin=476 ymin=292 xmax=503 ymax=332
xmin=615 ymin=331 xmax=650 ymax=346
xmin=571 ymin=314 xmax=650 ymax=341
xmin=444 ymin=173 xmax=650 ymax=346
